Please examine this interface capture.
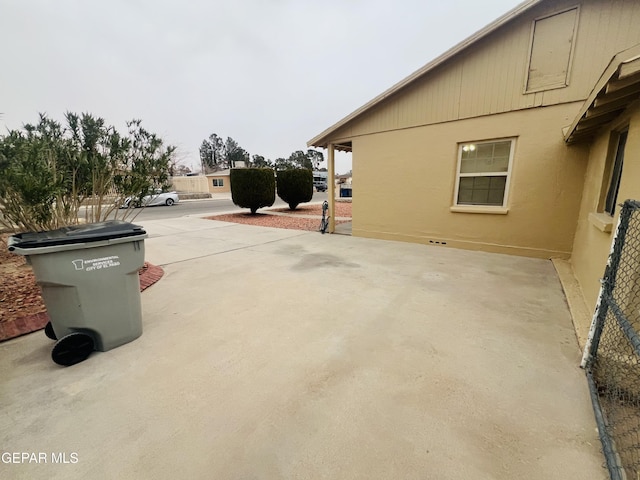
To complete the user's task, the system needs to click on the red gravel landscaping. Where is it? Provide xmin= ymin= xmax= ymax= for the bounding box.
xmin=206 ymin=202 xmax=352 ymax=232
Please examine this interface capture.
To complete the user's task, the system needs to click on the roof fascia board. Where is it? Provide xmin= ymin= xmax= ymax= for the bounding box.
xmin=565 ymin=44 xmax=640 ymax=143
xmin=619 ymin=56 xmax=640 ymax=79
xmin=307 ymin=0 xmax=543 ymax=148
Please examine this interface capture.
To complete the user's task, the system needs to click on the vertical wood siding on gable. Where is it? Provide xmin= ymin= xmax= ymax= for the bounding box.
xmin=340 ymin=0 xmax=640 ymax=140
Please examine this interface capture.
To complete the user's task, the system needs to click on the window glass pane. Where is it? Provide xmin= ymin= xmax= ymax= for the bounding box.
xmin=491 ymin=157 xmax=509 ymax=172
xmin=490 ymin=176 xmax=506 ymax=189
xmin=487 ymin=189 xmax=505 ymax=205
xmin=476 ymin=144 xmax=494 ymax=160
xmin=605 ymin=131 xmax=627 ymax=216
xmin=493 ymin=142 xmax=511 ymax=157
xmin=471 ymin=189 xmax=489 ymax=204
xmin=457 ymin=175 xmax=506 ymax=206
xmin=460 ymin=158 xmax=477 ymax=173
xmin=457 ymin=188 xmax=473 ymax=204
xmin=461 ymin=144 xmax=477 ymax=160
xmin=474 ymin=177 xmax=491 ymax=189
xmin=459 ymin=141 xmax=511 ymax=173
xmin=459 ymin=177 xmax=475 ymax=189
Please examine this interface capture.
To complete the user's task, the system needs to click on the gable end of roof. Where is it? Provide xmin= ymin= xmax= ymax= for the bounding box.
xmin=308 ymin=0 xmax=545 ymax=149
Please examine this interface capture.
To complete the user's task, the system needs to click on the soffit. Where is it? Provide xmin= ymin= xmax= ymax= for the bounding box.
xmin=565 ymin=45 xmax=640 ymax=144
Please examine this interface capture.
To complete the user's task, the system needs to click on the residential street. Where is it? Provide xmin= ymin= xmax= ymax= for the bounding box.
xmin=128 ymin=192 xmax=329 ymax=222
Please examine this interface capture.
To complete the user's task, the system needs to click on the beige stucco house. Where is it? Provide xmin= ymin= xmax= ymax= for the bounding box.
xmin=170 ymin=171 xmax=232 ymax=194
xmin=205 ymin=170 xmax=231 ymax=194
xmin=308 ymin=0 xmax=640 ymax=339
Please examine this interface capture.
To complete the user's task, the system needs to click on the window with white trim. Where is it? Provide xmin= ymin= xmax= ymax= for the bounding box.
xmin=603 ymin=130 xmax=628 ymax=216
xmin=454 ymin=139 xmax=515 ymax=207
xmin=212 ymin=178 xmax=224 ymax=187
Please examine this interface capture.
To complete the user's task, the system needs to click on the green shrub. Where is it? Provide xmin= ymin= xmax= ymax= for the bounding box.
xmin=0 ymin=113 xmax=175 ymax=232
xmin=230 ymin=168 xmax=275 ymax=214
xmin=276 ymin=169 xmax=313 ymax=210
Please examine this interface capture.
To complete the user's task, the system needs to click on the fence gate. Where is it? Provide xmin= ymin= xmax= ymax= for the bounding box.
xmin=583 ymin=200 xmax=640 ymax=480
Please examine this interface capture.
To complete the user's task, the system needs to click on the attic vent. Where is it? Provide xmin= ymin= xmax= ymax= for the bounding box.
xmin=526 ymin=7 xmax=578 ymax=93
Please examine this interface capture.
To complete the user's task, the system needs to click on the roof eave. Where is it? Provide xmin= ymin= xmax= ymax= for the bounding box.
xmin=565 ymin=45 xmax=640 ymax=144
xmin=307 ymin=0 xmax=543 ymax=149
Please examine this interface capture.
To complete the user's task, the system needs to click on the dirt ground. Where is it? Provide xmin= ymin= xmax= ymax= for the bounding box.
xmin=0 ymin=235 xmax=47 ymax=324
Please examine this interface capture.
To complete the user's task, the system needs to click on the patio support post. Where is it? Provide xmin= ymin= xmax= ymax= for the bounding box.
xmin=328 ymin=143 xmax=336 ymax=233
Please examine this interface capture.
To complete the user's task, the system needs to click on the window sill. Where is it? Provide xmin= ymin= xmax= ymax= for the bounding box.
xmin=450 ymin=205 xmax=509 ymax=215
xmin=588 ymin=212 xmax=613 ymax=233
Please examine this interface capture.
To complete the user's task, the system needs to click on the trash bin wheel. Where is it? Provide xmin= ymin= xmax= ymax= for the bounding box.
xmin=44 ymin=322 xmax=57 ymax=340
xmin=51 ymin=332 xmax=95 ymax=366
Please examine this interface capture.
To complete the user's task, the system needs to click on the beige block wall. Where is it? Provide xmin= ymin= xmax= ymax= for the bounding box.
xmin=171 ymin=176 xmax=209 ymax=193
xmin=351 ymin=102 xmax=588 ymax=258
xmin=571 ymin=103 xmax=640 ymax=312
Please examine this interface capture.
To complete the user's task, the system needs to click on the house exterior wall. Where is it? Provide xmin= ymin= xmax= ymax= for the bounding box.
xmin=352 ymin=103 xmax=588 ymax=258
xmin=207 ymin=175 xmax=231 ymax=193
xmin=571 ymin=102 xmax=640 ymax=311
xmin=171 ymin=175 xmax=209 ymax=194
xmin=329 ymin=0 xmax=640 ymax=144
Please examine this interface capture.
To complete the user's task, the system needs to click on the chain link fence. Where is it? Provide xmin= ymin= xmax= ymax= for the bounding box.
xmin=584 ymin=200 xmax=640 ymax=480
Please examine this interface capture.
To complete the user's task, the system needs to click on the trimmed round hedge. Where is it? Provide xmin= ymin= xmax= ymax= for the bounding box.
xmin=230 ymin=168 xmax=275 ymax=214
xmin=276 ymin=169 xmax=313 ymax=210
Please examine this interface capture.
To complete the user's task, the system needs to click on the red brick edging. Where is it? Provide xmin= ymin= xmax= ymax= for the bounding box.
xmin=139 ymin=263 xmax=165 ymax=292
xmin=0 ymin=263 xmax=164 ymax=343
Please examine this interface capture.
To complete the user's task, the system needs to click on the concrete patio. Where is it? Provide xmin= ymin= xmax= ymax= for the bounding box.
xmin=1 ymin=217 xmax=605 ymax=479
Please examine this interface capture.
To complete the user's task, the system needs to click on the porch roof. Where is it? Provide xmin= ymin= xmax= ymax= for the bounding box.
xmin=565 ymin=44 xmax=640 ymax=144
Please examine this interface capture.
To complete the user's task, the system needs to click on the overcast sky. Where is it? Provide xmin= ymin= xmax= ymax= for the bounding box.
xmin=1 ymin=0 xmax=523 ymax=174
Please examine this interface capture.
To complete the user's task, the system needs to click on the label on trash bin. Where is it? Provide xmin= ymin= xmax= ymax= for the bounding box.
xmin=71 ymin=255 xmax=121 ymax=272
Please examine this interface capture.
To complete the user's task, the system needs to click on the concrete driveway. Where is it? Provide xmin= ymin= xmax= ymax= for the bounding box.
xmin=1 ymin=217 xmax=605 ymax=479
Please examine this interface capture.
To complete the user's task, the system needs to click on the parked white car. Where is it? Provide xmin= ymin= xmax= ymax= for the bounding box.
xmin=121 ymin=190 xmax=179 ymax=208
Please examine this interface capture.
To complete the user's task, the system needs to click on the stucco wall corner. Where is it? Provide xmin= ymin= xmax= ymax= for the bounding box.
xmin=552 ymin=258 xmax=593 ymax=351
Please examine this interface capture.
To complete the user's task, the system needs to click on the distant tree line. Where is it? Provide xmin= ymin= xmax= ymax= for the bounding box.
xmin=199 ymin=132 xmax=324 ymax=173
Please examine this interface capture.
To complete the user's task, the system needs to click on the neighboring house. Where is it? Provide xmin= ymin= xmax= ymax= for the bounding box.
xmin=206 ymin=170 xmax=231 ymax=193
xmin=308 ymin=0 xmax=640 ymax=329
xmin=335 ymin=172 xmax=352 ymax=185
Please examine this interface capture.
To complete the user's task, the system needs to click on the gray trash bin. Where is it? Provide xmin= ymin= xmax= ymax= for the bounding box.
xmin=8 ymin=220 xmax=147 ymax=366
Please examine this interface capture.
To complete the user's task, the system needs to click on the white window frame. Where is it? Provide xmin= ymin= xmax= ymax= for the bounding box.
xmin=212 ymin=178 xmax=224 ymax=187
xmin=602 ymin=128 xmax=628 ymax=217
xmin=453 ymin=138 xmax=516 ymax=209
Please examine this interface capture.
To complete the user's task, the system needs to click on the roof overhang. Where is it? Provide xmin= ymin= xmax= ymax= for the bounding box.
xmin=307 ymin=0 xmax=544 ymax=150
xmin=565 ymin=44 xmax=640 ymax=144
xmin=331 ymin=141 xmax=352 ymax=152
xmin=205 ymin=170 xmax=231 ymax=177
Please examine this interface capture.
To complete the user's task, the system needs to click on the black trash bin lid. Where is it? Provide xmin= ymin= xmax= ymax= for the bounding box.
xmin=8 ymin=220 xmax=146 ymax=250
